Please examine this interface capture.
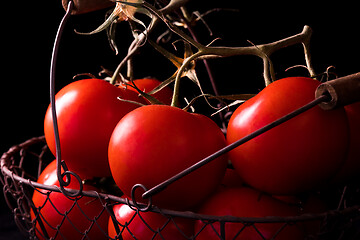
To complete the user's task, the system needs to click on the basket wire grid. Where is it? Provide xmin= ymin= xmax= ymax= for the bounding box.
xmin=1 ymin=0 xmax=360 ymax=239
xmin=1 ymin=136 xmax=360 ymax=239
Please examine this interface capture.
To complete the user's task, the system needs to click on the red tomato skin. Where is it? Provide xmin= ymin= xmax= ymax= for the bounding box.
xmin=334 ymin=102 xmax=360 ymax=181
xmin=227 ymin=77 xmax=349 ymax=195
xmin=31 ymin=160 xmax=109 ymax=240
xmin=108 ymin=204 xmax=193 ymax=239
xmin=194 ymin=187 xmax=304 ymax=240
xmin=120 ymin=78 xmax=173 ymax=105
xmin=108 ymin=105 xmax=228 ymax=210
xmin=220 ymin=168 xmax=244 ymax=189
xmin=44 ymin=79 xmax=143 ymax=178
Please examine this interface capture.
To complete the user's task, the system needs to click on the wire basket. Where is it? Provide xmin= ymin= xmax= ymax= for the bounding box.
xmin=1 ymin=136 xmax=360 ymax=239
xmin=2 ymin=1 xmax=360 ymax=239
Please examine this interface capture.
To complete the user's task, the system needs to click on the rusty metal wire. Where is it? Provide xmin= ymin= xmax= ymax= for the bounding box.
xmin=2 ymin=0 xmax=360 ymax=239
xmin=1 ymin=136 xmax=360 ymax=239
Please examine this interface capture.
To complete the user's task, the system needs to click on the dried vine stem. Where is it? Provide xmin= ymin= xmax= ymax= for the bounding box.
xmin=180 ymin=26 xmax=313 ymax=79
xmin=109 ymin=0 xmax=192 ymax=84
xmin=168 ymin=25 xmax=314 ymax=106
xmin=160 ymin=0 xmax=191 ymax=14
xmin=111 ymin=2 xmax=315 ymax=107
xmin=136 ymin=2 xmax=315 ymax=106
xmin=110 ymin=17 xmax=157 ymax=84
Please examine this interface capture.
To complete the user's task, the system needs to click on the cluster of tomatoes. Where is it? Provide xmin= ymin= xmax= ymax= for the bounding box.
xmin=31 ymin=76 xmax=360 ymax=239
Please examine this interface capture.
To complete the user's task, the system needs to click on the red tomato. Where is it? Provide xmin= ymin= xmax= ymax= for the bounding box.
xmin=119 ymin=78 xmax=173 ymax=105
xmin=194 ymin=187 xmax=304 ymax=240
xmin=108 ymin=105 xmax=227 ymax=210
xmin=31 ymin=160 xmax=109 ymax=240
xmin=226 ymin=77 xmax=349 ymax=195
xmin=274 ymin=193 xmax=328 ymax=236
xmin=220 ymin=168 xmax=244 ymax=189
xmin=44 ymin=79 xmax=143 ymax=178
xmin=334 ymin=102 xmax=360 ymax=181
xmin=108 ymin=204 xmax=194 ymax=239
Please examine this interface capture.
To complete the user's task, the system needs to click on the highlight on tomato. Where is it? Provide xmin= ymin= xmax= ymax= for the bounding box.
xmin=31 ymin=160 xmax=109 ymax=240
xmin=44 ymin=78 xmax=143 ymax=178
xmin=226 ymin=77 xmax=349 ymax=195
xmin=108 ymin=104 xmax=228 ymax=210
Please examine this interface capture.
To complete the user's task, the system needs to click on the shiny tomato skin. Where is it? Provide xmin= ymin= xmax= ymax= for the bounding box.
xmin=227 ymin=77 xmax=349 ymax=195
xmin=120 ymin=78 xmax=173 ymax=105
xmin=44 ymin=79 xmax=142 ymax=178
xmin=194 ymin=187 xmax=304 ymax=240
xmin=108 ymin=105 xmax=227 ymax=210
xmin=31 ymin=160 xmax=109 ymax=240
xmin=108 ymin=204 xmax=194 ymax=239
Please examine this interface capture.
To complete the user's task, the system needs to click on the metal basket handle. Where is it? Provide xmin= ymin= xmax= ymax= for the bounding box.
xmin=316 ymin=72 xmax=360 ymax=110
xmin=142 ymin=73 xmax=360 ymax=200
xmin=50 ymin=1 xmax=85 ymax=197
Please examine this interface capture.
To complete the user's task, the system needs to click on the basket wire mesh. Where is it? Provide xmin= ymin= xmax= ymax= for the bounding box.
xmin=1 ymin=136 xmax=360 ymax=239
xmin=2 ymin=1 xmax=360 ymax=239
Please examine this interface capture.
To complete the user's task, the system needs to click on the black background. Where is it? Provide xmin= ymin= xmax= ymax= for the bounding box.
xmin=1 ymin=1 xmax=359 ymax=238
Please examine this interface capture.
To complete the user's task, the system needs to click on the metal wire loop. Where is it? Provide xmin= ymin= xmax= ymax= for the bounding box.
xmin=128 ymin=183 xmax=153 ymax=212
xmin=58 ymin=171 xmax=84 ymax=197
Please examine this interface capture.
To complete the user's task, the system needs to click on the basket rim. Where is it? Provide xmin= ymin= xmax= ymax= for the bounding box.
xmin=1 ymin=136 xmax=359 ymax=224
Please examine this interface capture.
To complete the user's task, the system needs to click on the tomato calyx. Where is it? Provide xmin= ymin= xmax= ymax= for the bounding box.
xmin=120 ymin=81 xmax=166 ymax=105
xmin=99 ymin=67 xmax=171 ymax=105
xmin=148 ymin=40 xmax=203 ymax=108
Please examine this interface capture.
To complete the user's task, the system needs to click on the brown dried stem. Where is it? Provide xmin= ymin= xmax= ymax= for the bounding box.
xmin=169 ymin=25 xmax=314 ymax=106
xmin=178 ymin=25 xmax=313 ymax=84
xmin=110 ymin=2 xmax=315 ymax=107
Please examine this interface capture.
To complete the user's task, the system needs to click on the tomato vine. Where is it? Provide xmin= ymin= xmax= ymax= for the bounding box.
xmin=75 ymin=0 xmax=317 ymax=110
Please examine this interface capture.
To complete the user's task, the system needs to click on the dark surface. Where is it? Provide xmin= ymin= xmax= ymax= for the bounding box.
xmin=1 ymin=1 xmax=359 ymax=239
xmin=0 ymin=213 xmax=28 ymax=240
xmin=2 ymin=2 xmax=359 ymax=153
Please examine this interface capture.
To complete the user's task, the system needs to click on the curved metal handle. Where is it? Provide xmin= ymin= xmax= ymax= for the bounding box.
xmin=51 ymin=1 xmax=84 ymax=197
xmin=316 ymin=72 xmax=360 ymax=110
xmin=142 ymin=95 xmax=329 ymax=200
